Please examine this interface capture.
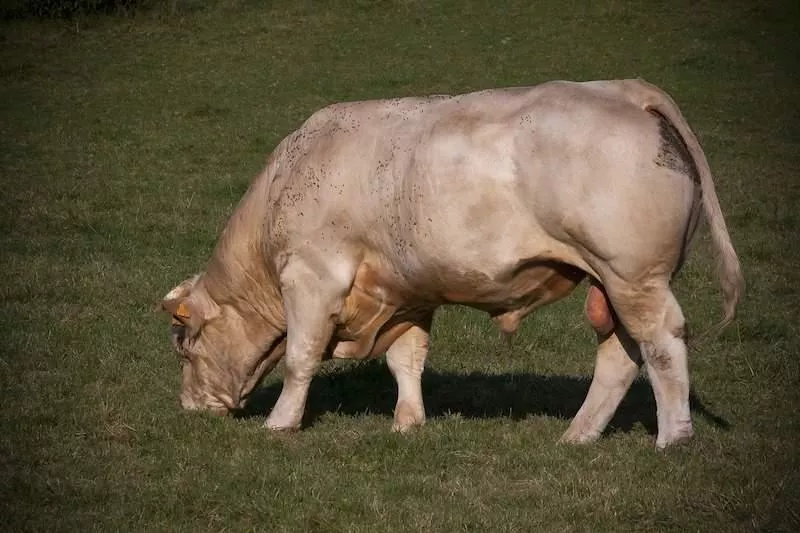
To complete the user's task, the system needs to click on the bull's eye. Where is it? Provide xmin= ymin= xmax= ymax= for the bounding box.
xmin=171 ymin=325 xmax=193 ymax=362
xmin=171 ymin=325 xmax=186 ymax=343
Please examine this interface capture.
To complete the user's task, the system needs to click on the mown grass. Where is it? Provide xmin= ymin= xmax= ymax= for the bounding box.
xmin=1 ymin=0 xmax=798 ymax=531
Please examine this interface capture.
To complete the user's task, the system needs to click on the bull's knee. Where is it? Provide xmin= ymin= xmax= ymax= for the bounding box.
xmin=586 ymin=284 xmax=614 ymax=338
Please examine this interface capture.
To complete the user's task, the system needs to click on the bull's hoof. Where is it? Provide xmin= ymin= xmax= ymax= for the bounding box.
xmin=264 ymin=422 xmax=301 ymax=433
xmin=391 ymin=420 xmax=425 ymax=433
xmin=560 ymin=418 xmax=603 ymax=444
xmin=391 ymin=401 xmax=425 ymax=433
xmin=265 ymin=413 xmax=302 ymax=432
xmin=559 ymin=427 xmax=601 ymax=445
xmin=655 ymin=425 xmax=694 ymax=450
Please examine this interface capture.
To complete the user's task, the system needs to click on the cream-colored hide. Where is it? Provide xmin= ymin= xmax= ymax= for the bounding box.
xmin=162 ymin=79 xmax=742 ymax=449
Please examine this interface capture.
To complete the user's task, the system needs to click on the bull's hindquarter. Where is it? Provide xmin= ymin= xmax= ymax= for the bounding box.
xmin=164 ymin=80 xmax=741 ymax=449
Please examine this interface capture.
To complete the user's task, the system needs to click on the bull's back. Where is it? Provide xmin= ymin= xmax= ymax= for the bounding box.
xmin=271 ymin=81 xmax=695 ymax=290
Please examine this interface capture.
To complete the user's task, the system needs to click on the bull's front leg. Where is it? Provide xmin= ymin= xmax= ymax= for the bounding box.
xmin=385 ymin=321 xmax=431 ymax=432
xmin=266 ymin=261 xmax=340 ymax=431
xmin=265 ymin=330 xmax=331 ymax=430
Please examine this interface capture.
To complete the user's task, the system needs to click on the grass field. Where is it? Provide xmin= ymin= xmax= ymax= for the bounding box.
xmin=1 ymin=0 xmax=798 ymax=531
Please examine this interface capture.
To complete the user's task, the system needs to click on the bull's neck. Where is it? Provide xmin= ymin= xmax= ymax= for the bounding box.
xmin=204 ymin=166 xmax=286 ymax=334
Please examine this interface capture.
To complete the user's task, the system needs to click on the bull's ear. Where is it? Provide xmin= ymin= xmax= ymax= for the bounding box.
xmin=161 ymin=274 xmax=201 ymax=304
xmin=161 ymin=281 xmax=220 ymax=332
xmin=162 ymin=297 xmax=193 ymax=327
xmin=159 ymin=274 xmax=203 ymax=328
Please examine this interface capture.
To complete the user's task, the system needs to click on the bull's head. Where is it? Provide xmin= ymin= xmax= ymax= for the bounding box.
xmin=160 ymin=275 xmax=286 ymax=415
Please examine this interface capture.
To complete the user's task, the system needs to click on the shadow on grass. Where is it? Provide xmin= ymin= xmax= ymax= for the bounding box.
xmin=236 ymin=360 xmax=729 ymax=436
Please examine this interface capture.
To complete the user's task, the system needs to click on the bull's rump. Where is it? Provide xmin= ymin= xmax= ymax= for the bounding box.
xmin=269 ymin=81 xmax=696 ymax=300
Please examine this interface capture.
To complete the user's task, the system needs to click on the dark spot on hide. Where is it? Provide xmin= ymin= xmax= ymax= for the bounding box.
xmin=642 ymin=341 xmax=672 ymax=373
xmin=649 ymin=110 xmax=700 ymax=185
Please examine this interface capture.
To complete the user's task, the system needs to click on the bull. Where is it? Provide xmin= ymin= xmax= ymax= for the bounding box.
xmin=161 ymin=79 xmax=742 ymax=448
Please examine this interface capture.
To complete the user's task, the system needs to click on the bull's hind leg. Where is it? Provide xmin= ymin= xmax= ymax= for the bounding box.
xmin=265 ymin=259 xmax=346 ymax=431
xmin=561 ymin=283 xmax=642 ymax=444
xmin=606 ymin=280 xmax=693 ymax=449
xmin=385 ymin=321 xmax=432 ymax=432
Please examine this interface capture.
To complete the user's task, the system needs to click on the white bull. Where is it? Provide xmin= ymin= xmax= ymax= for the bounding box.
xmin=162 ymin=79 xmax=742 ymax=448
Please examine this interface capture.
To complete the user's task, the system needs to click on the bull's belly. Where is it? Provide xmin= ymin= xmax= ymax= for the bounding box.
xmin=327 ymin=258 xmax=585 ymax=359
xmin=437 ymin=260 xmax=586 ymax=334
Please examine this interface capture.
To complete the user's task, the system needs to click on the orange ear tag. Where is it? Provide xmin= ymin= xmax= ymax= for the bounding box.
xmin=175 ymin=302 xmax=191 ymax=319
xmin=172 ymin=302 xmax=191 ymax=326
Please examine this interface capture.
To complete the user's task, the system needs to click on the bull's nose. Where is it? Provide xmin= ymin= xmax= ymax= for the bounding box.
xmin=180 ymin=396 xmax=199 ymax=411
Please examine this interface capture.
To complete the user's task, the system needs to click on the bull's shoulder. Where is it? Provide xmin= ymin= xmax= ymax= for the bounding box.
xmin=297 ymin=95 xmax=453 ymax=136
xmin=291 ymin=102 xmax=352 ymax=138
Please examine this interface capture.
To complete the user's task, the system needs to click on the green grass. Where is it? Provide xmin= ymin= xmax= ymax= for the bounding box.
xmin=1 ymin=0 xmax=799 ymax=531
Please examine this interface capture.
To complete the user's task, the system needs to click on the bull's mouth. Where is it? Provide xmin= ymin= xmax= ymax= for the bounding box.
xmin=181 ymin=395 xmax=231 ymax=415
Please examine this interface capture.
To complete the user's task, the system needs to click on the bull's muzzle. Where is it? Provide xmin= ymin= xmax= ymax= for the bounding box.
xmin=180 ymin=394 xmax=230 ymax=416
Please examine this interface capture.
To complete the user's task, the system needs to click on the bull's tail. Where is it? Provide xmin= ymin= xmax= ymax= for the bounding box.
xmin=622 ymin=79 xmax=744 ymax=330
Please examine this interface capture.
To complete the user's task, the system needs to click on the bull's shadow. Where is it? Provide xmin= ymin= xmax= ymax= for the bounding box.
xmin=238 ymin=359 xmax=729 ymax=435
